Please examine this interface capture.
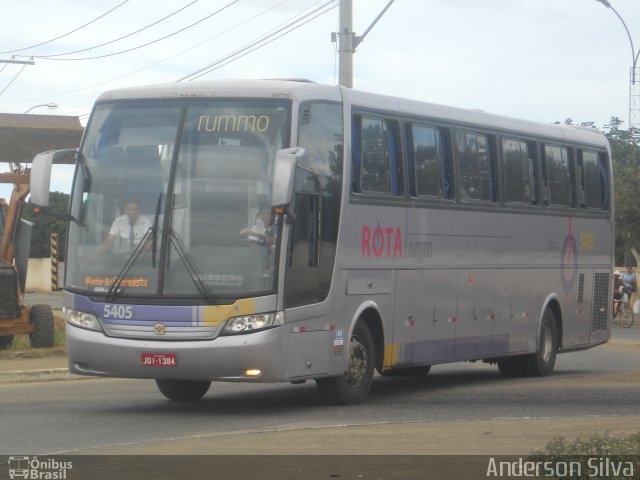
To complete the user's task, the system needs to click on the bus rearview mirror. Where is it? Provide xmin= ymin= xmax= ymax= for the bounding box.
xmin=30 ymin=149 xmax=77 ymax=207
xmin=272 ymin=147 xmax=306 ymax=208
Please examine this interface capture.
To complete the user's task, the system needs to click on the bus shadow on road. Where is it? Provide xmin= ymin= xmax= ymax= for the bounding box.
xmin=97 ymin=360 xmax=634 ymax=416
xmin=128 ymin=368 xmax=514 ymax=414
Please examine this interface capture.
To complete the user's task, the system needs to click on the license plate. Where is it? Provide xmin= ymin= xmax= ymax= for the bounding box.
xmin=141 ymin=353 xmax=177 ymax=367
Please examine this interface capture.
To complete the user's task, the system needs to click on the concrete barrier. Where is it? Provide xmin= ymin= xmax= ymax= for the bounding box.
xmin=25 ymin=258 xmax=64 ymax=292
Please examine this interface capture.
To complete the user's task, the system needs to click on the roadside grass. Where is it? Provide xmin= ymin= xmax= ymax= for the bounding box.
xmin=531 ymin=432 xmax=640 ymax=479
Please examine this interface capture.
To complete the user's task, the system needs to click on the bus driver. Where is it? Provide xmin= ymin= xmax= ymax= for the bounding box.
xmin=99 ymin=199 xmax=152 ymax=255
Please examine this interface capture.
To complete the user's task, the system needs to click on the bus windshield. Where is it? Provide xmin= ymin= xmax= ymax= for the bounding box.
xmin=66 ymin=99 xmax=291 ymax=300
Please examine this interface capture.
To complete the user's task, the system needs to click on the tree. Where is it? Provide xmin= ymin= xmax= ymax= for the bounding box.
xmin=21 ymin=192 xmax=69 ymax=259
xmin=602 ymin=117 xmax=640 ymax=265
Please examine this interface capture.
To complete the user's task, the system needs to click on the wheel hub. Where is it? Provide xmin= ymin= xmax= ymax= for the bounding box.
xmin=346 ymin=337 xmax=368 ymax=385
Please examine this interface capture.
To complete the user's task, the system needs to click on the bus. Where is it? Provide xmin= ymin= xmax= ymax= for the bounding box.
xmin=30 ymin=80 xmax=613 ymax=405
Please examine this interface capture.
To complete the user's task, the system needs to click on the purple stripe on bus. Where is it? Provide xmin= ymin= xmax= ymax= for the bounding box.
xmin=94 ymin=303 xmax=193 ymax=322
xmin=66 ymin=292 xmax=197 ymax=324
xmin=101 ymin=319 xmax=196 ymax=327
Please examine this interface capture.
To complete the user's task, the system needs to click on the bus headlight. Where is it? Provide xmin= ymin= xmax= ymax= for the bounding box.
xmin=222 ymin=311 xmax=284 ymax=335
xmin=64 ymin=307 xmax=102 ymax=332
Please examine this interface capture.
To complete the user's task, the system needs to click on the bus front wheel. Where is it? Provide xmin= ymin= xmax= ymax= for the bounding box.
xmin=155 ymin=379 xmax=211 ymax=401
xmin=316 ymin=322 xmax=375 ymax=405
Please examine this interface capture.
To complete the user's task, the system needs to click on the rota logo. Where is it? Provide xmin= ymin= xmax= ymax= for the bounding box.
xmin=362 ymin=223 xmax=403 ymax=258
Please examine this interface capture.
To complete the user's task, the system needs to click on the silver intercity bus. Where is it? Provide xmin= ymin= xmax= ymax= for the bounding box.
xmin=31 ymin=80 xmax=614 ymax=404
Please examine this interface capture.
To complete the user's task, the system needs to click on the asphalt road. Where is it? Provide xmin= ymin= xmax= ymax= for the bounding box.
xmin=1 ymin=329 xmax=639 ymax=457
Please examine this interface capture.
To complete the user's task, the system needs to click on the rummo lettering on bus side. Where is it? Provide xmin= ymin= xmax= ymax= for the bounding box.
xmin=197 ymin=114 xmax=270 ymax=133
xmin=361 ymin=223 xmax=433 ymax=259
xmin=407 ymin=239 xmax=433 ymax=259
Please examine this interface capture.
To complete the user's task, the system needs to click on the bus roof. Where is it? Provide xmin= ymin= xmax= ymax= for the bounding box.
xmin=96 ymin=79 xmax=608 ymax=149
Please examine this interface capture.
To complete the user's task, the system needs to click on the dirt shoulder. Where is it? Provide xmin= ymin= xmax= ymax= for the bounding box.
xmin=79 ymin=415 xmax=640 ymax=455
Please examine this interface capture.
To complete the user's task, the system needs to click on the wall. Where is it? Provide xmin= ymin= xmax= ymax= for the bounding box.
xmin=25 ymin=258 xmax=64 ymax=292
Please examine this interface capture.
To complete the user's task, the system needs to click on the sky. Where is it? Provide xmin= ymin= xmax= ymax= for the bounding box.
xmin=0 ymin=0 xmax=639 ymax=196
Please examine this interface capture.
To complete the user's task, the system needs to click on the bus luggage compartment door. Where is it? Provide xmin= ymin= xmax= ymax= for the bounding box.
xmin=287 ymin=329 xmax=330 ymax=378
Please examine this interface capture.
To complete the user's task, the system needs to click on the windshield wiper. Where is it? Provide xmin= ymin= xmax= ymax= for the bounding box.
xmin=152 ymin=193 xmax=162 ymax=268
xmin=105 ymin=228 xmax=153 ymax=302
xmin=167 ymin=229 xmax=218 ymax=302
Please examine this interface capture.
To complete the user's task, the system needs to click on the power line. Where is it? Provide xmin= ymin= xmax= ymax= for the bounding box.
xmin=0 ymin=63 xmax=29 ymax=97
xmin=179 ymin=0 xmax=337 ymax=81
xmin=26 ymin=0 xmax=202 ymax=59
xmin=0 ymin=0 xmax=130 ymax=56
xmin=0 ymin=0 xmax=294 ymax=104
xmin=0 ymin=0 xmax=331 ymax=104
xmin=191 ymin=4 xmax=338 ymax=79
xmin=22 ymin=0 xmax=241 ymax=62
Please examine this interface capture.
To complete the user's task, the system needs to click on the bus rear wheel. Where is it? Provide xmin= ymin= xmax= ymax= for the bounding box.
xmin=316 ymin=322 xmax=375 ymax=405
xmin=155 ymin=379 xmax=211 ymax=401
xmin=520 ymin=309 xmax=557 ymax=376
xmin=497 ymin=309 xmax=558 ymax=378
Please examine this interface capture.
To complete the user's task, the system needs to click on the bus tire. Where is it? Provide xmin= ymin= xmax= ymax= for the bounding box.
xmin=380 ymin=365 xmax=431 ymax=377
xmin=29 ymin=305 xmax=54 ymax=348
xmin=316 ymin=322 xmax=375 ymax=405
xmin=521 ymin=309 xmax=558 ymax=377
xmin=155 ymin=379 xmax=211 ymax=401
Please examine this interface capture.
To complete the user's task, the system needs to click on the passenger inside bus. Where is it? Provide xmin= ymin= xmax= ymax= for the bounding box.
xmin=240 ymin=202 xmax=276 ymax=247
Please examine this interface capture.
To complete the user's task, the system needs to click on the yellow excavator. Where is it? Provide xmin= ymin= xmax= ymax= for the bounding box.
xmin=0 ymin=160 xmax=54 ymax=349
xmin=0 ymin=112 xmax=82 ymax=350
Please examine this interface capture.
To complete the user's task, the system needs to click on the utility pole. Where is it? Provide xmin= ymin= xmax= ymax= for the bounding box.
xmin=338 ymin=0 xmax=355 ymax=88
xmin=335 ymin=0 xmax=396 ymax=89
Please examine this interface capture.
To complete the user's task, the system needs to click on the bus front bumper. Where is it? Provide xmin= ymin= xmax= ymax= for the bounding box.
xmin=66 ymin=323 xmax=286 ymax=382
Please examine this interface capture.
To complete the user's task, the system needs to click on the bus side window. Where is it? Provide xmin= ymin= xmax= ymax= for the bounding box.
xmin=353 ymin=115 xmax=402 ymax=196
xmin=580 ymin=150 xmax=609 ymax=210
xmin=543 ymin=145 xmax=573 ymax=207
xmin=408 ymin=124 xmax=445 ymax=198
xmin=455 ymin=130 xmax=494 ymax=202
xmin=502 ymin=138 xmax=538 ymax=205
